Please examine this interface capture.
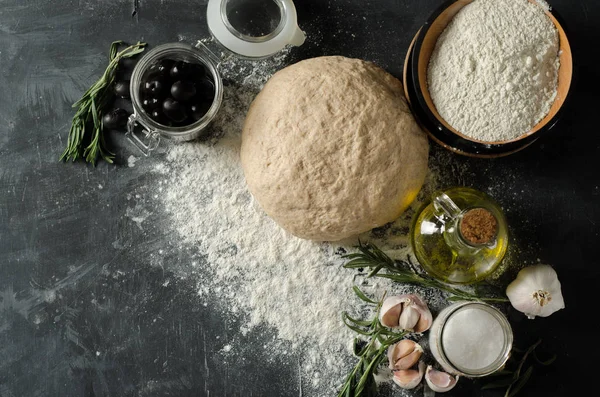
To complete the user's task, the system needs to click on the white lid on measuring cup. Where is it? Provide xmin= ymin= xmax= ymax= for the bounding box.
xmin=207 ymin=0 xmax=305 ymax=59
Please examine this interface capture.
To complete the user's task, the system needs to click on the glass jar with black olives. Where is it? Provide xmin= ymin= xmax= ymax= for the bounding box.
xmin=127 ymin=42 xmax=223 ymax=154
xmin=126 ymin=0 xmax=306 ymax=155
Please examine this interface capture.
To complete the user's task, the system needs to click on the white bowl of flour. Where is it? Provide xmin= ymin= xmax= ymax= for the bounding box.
xmin=407 ymin=0 xmax=573 ymax=158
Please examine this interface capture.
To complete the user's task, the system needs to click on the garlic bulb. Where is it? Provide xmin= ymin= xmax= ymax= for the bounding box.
xmin=425 ymin=365 xmax=458 ymax=392
xmin=379 ymin=294 xmax=433 ymax=332
xmin=388 ymin=339 xmax=423 ymax=370
xmin=506 ymin=264 xmax=565 ymax=319
xmin=393 ymin=361 xmax=425 ymax=389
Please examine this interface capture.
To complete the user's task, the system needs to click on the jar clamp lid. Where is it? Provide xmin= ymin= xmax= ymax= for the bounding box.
xmin=126 ymin=0 xmax=305 ymax=156
xmin=208 ymin=0 xmax=305 ymax=59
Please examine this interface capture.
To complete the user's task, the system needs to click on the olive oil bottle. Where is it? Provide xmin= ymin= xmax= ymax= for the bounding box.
xmin=410 ymin=187 xmax=508 ymax=284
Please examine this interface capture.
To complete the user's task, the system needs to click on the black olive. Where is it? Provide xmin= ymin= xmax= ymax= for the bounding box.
xmin=142 ymin=71 xmax=160 ymax=82
xmin=114 ymin=80 xmax=130 ymax=98
xmin=150 ymin=109 xmax=169 ymax=125
xmin=170 ymin=61 xmax=193 ymax=79
xmin=197 ymin=78 xmax=216 ymax=101
xmin=142 ymin=97 xmax=161 ymax=110
xmin=117 ymin=58 xmax=136 ymax=80
xmin=189 ymin=101 xmax=211 ymax=121
xmin=171 ymin=80 xmax=197 ymax=102
xmin=143 ymin=79 xmax=165 ymax=96
xmin=102 ymin=108 xmax=129 ymax=130
xmin=119 ymin=57 xmax=137 ymax=69
xmin=146 ymin=64 xmax=158 ymax=75
xmin=173 ymin=118 xmax=193 ymax=128
xmin=162 ymin=98 xmax=187 ymax=122
xmin=119 ymin=57 xmax=137 ymax=71
xmin=147 ymin=59 xmax=174 ymax=77
xmin=188 ymin=63 xmax=208 ymax=81
xmin=157 ymin=59 xmax=175 ymax=75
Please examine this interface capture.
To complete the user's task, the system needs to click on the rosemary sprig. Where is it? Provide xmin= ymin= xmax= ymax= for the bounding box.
xmin=60 ymin=40 xmax=146 ymax=165
xmin=343 ymin=242 xmax=508 ymax=303
xmin=337 ymin=288 xmax=406 ymax=397
xmin=481 ymin=339 xmax=556 ymax=396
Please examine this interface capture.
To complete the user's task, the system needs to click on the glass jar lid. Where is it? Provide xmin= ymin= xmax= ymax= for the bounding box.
xmin=207 ymin=0 xmax=305 ymax=59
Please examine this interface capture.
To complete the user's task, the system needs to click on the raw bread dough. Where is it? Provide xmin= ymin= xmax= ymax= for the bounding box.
xmin=241 ymin=56 xmax=429 ymax=241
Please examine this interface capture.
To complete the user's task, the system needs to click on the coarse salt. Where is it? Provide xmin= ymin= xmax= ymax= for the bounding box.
xmin=441 ymin=306 xmax=505 ymax=371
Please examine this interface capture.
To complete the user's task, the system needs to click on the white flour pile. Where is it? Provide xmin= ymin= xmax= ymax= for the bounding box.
xmin=152 ymin=40 xmax=457 ymax=396
xmin=427 ymin=0 xmax=560 ymax=142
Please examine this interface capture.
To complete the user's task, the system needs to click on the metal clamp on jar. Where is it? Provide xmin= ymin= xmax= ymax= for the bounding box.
xmin=126 ymin=0 xmax=305 ymax=156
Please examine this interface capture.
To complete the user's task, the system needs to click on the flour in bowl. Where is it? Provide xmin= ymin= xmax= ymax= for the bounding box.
xmin=427 ymin=0 xmax=560 ymax=142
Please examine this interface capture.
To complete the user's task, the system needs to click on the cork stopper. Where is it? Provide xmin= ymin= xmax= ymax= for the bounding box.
xmin=459 ymin=208 xmax=498 ymax=245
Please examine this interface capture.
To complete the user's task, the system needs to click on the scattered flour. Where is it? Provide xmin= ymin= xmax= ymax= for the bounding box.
xmin=125 ymin=205 xmax=151 ymax=230
xmin=427 ymin=0 xmax=559 ymax=142
xmin=128 ymin=155 xmax=138 ymax=168
xmin=152 ymin=39 xmax=469 ymax=396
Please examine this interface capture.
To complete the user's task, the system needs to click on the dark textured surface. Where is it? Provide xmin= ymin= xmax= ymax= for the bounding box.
xmin=1 ymin=0 xmax=599 ymax=396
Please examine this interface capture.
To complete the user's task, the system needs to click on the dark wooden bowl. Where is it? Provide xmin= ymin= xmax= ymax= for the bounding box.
xmin=407 ymin=0 xmax=573 ymax=158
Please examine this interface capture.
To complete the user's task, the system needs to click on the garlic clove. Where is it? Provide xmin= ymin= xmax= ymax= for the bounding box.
xmin=398 ymin=303 xmax=420 ymax=331
xmin=380 ymin=294 xmax=433 ymax=331
xmin=411 ymin=294 xmax=433 ymax=332
xmin=425 ymin=365 xmax=459 ymax=393
xmin=413 ymin=302 xmax=433 ymax=333
xmin=506 ymin=264 xmax=565 ymax=319
xmin=401 ymin=294 xmax=433 ymax=332
xmin=379 ymin=296 xmax=405 ymax=328
xmin=393 ymin=361 xmax=425 ymax=389
xmin=388 ymin=339 xmax=424 ymax=370
xmin=388 ymin=340 xmax=412 ymax=368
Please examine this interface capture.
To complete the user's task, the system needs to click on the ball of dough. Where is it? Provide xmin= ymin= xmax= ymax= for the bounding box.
xmin=241 ymin=56 xmax=429 ymax=241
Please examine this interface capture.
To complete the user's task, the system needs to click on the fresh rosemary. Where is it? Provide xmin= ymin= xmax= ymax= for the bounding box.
xmin=60 ymin=41 xmax=146 ymax=165
xmin=343 ymin=242 xmax=508 ymax=303
xmin=481 ymin=339 xmax=556 ymax=396
xmin=337 ymin=287 xmax=406 ymax=397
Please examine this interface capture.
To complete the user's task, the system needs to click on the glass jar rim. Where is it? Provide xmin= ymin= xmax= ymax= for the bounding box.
xmin=221 ymin=0 xmax=287 ymax=43
xmin=438 ymin=302 xmax=513 ymax=377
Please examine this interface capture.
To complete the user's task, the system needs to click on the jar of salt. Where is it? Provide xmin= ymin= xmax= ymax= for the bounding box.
xmin=429 ymin=301 xmax=513 ymax=377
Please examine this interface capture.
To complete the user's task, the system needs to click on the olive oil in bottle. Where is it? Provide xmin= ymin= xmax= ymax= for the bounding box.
xmin=410 ymin=187 xmax=508 ymax=284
